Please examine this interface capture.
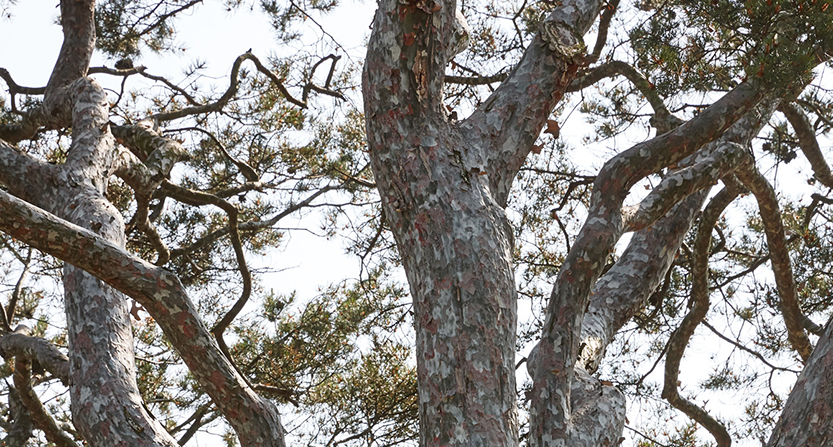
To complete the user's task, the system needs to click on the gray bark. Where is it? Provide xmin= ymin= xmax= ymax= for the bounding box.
xmin=0 ymin=0 xmax=287 ymax=444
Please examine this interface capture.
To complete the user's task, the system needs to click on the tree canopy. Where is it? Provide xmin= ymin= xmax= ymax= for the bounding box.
xmin=0 ymin=0 xmax=833 ymax=446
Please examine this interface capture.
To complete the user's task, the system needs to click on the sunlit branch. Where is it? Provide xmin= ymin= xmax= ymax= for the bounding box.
xmin=0 ymin=328 xmax=70 ymax=384
xmin=622 ymin=141 xmax=747 ymax=232
xmin=530 ymin=80 xmax=765 ymax=443
xmin=578 ymin=189 xmax=707 ymax=373
xmin=0 ymin=188 xmax=286 ymax=445
xmin=111 ymin=122 xmax=190 ymax=264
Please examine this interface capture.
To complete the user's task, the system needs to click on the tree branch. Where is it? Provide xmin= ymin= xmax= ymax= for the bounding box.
xmin=0 ymin=189 xmax=287 ymax=446
xmin=167 ymin=184 xmax=336 ymax=260
xmin=0 ymin=329 xmax=70 ymax=385
xmin=586 ymin=0 xmax=620 ymax=63
xmin=528 ymin=80 xmax=766 ymax=444
xmin=10 ymin=326 xmax=78 ymax=447
xmin=42 ymin=0 xmax=96 ymax=129
xmin=661 ymin=186 xmax=737 ymax=447
xmin=158 ymin=181 xmax=252 ymax=379
xmin=768 ymin=314 xmax=833 ymax=446
xmin=735 ymin=155 xmax=815 ymax=362
xmin=779 ymin=102 xmax=833 ymax=188
xmin=1 ymin=384 xmax=34 ymax=445
xmin=622 ymin=141 xmax=747 ymax=232
xmin=578 ymin=190 xmax=707 ymax=373
xmin=150 ymin=51 xmax=342 ymax=122
xmin=567 ymin=60 xmax=683 ymax=133
xmin=462 ymin=0 xmax=605 ymax=206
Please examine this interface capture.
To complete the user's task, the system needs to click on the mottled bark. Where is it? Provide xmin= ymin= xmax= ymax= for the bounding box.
xmin=13 ymin=348 xmax=78 ymax=447
xmin=0 ymin=0 xmax=286 ymax=444
xmin=735 ymin=153 xmax=814 ymax=362
xmin=526 ymin=81 xmax=765 ymax=446
xmin=362 ymin=0 xmax=779 ymax=441
xmin=364 ymin=0 xmax=523 ymax=443
xmin=578 ymin=191 xmax=707 ymax=374
xmin=0 ymin=329 xmax=70 ymax=384
xmin=768 ymin=317 xmax=833 ymax=446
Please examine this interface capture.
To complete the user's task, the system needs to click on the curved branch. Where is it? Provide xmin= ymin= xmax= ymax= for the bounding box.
xmin=735 ymin=157 xmax=814 ymax=361
xmin=586 ymin=0 xmax=620 ymax=63
xmin=0 ymin=189 xmax=287 ymax=446
xmin=529 ymin=82 xmax=767 ymax=444
xmin=158 ymin=181 xmax=252 ymax=375
xmin=88 ymin=65 xmax=201 ymax=105
xmin=661 ymin=187 xmax=738 ymax=447
xmin=0 ymin=330 xmax=70 ymax=385
xmin=567 ymin=60 xmax=683 ymax=133
xmin=42 ymin=0 xmax=96 ymax=128
xmin=623 ymin=141 xmax=747 ymax=232
xmin=150 ymin=51 xmax=343 ymax=122
xmin=168 ymin=184 xmax=336 ymax=260
xmin=111 ymin=122 xmax=190 ymax=265
xmin=178 ymin=126 xmax=260 ymax=182
xmin=578 ymin=189 xmax=708 ymax=373
xmin=0 ymin=68 xmax=46 ymax=95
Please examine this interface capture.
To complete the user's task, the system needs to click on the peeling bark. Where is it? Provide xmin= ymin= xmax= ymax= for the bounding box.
xmin=768 ymin=318 xmax=833 ymax=446
xmin=578 ymin=190 xmax=707 ymax=374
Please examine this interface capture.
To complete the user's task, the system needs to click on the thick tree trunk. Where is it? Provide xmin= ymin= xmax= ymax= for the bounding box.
xmin=362 ymin=0 xmax=522 ymax=442
xmin=0 ymin=1 xmax=288 ymax=444
xmin=768 ymin=317 xmax=833 ymax=446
